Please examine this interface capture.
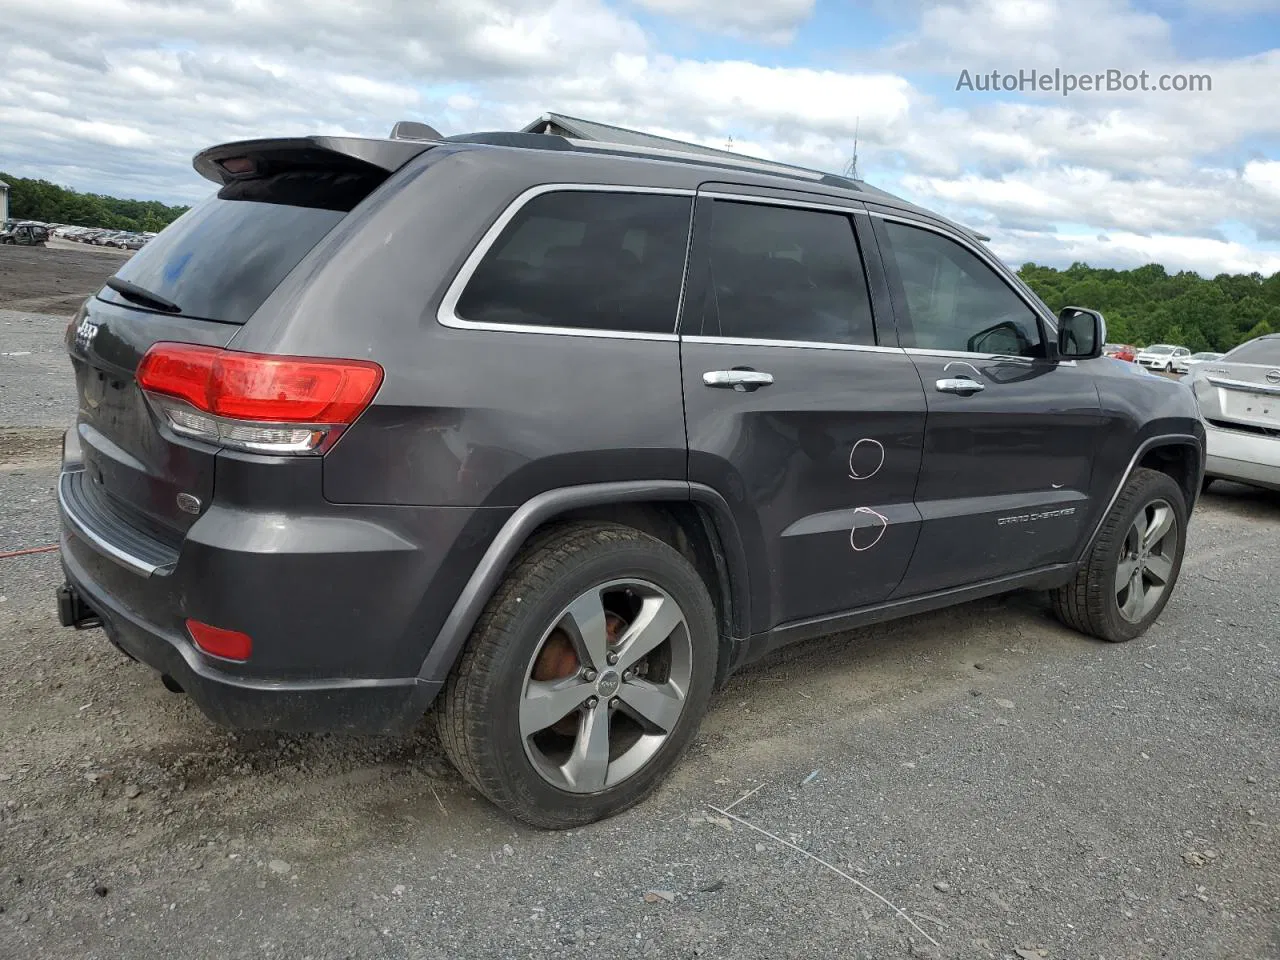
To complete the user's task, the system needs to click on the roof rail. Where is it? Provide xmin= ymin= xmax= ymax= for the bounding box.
xmin=444 ymin=131 xmax=574 ymax=150
xmin=438 ymin=125 xmax=868 ymax=193
xmin=568 ymin=136 xmax=860 ymax=188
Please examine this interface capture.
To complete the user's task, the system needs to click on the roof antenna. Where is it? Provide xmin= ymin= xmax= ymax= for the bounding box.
xmin=390 ymin=120 xmax=443 ymax=141
xmin=844 ymin=117 xmax=860 ymax=180
xmin=725 ymin=135 xmax=734 ymax=152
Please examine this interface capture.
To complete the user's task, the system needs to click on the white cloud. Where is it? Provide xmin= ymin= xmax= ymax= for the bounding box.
xmin=0 ymin=0 xmax=1277 ymax=278
xmin=988 ymin=226 xmax=1280 ymax=277
xmin=631 ymin=0 xmax=815 ymax=42
xmin=884 ymin=0 xmax=1174 ymax=71
xmin=900 ymin=165 xmax=1280 ymax=237
xmin=1242 ymin=159 xmax=1280 ymax=195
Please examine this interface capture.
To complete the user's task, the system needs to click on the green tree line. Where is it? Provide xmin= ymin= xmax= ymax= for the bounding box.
xmin=1018 ymin=261 xmax=1280 ymax=353
xmin=2 ymin=172 xmax=189 ymax=233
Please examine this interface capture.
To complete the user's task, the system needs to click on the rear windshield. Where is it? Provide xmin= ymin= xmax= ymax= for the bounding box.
xmin=1226 ymin=338 xmax=1280 ymax=365
xmin=99 ymin=173 xmax=359 ymax=324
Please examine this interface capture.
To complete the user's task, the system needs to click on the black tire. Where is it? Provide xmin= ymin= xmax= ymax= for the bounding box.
xmin=437 ymin=522 xmax=718 ymax=829
xmin=1201 ymin=475 xmax=1214 ymax=494
xmin=1052 ymin=467 xmax=1188 ymax=642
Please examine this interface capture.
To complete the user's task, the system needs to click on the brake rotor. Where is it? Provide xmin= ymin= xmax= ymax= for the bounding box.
xmin=532 ymin=610 xmax=628 ymax=736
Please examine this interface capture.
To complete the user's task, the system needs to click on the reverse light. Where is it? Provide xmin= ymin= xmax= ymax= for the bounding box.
xmin=186 ymin=619 xmax=253 ymax=662
xmin=137 ymin=343 xmax=383 ymax=454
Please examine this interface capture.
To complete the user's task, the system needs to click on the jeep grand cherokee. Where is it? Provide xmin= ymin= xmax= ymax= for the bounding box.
xmin=55 ymin=126 xmax=1206 ymax=828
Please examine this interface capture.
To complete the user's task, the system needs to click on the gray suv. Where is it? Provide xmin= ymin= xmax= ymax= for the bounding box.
xmin=55 ymin=126 xmax=1206 ymax=827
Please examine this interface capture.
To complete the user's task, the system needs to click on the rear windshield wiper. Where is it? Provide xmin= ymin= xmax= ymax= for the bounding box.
xmin=104 ymin=277 xmax=182 ymax=314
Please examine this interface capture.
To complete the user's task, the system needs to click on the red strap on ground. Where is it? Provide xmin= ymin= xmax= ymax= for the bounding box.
xmin=0 ymin=544 xmax=59 ymax=560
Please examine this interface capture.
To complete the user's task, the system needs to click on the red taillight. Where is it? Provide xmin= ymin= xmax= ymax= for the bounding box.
xmin=138 ymin=343 xmax=383 ymax=423
xmin=136 ymin=343 xmax=383 ymax=453
xmin=186 ymin=619 xmax=253 ymax=662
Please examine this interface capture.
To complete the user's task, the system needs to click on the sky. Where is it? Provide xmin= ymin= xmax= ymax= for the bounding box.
xmin=2 ymin=0 xmax=1280 ymax=275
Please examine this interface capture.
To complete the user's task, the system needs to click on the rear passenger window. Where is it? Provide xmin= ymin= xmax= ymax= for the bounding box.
xmin=700 ymin=200 xmax=876 ymax=345
xmin=455 ymin=191 xmax=692 ymax=334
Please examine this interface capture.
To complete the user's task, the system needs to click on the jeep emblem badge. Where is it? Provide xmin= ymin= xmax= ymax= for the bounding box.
xmin=596 ymin=671 xmax=621 ymax=698
xmin=73 ymin=317 xmax=100 ymax=352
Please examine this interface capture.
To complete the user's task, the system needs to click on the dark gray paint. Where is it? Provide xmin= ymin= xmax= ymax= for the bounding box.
xmin=54 ymin=134 xmax=1206 ymax=734
xmin=893 ymin=354 xmax=1102 ymax=595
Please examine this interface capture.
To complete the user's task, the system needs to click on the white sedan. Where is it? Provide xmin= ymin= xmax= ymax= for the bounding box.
xmin=1187 ymin=335 xmax=1280 ymax=492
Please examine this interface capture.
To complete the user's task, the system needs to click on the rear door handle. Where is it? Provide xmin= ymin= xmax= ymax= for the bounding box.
xmin=935 ymin=377 xmax=985 ymax=395
xmin=704 ymin=370 xmax=774 ymax=391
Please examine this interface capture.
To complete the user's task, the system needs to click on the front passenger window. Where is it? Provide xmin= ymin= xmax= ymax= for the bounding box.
xmin=881 ymin=221 xmax=1044 ymax=357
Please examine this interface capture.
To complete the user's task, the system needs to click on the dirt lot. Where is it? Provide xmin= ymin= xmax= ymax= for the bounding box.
xmin=0 ymin=241 xmax=128 ymax=316
xmin=0 ymin=257 xmax=1276 ymax=960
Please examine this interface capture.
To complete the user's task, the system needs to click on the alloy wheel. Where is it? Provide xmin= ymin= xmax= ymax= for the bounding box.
xmin=519 ymin=579 xmax=692 ymax=793
xmin=1115 ymin=498 xmax=1177 ymax=623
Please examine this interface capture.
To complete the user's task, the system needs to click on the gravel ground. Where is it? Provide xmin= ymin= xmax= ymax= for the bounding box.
xmin=1 ymin=311 xmax=78 ymax=434
xmin=0 ymin=264 xmax=1275 ymax=959
xmin=1 ymin=460 xmax=1278 ymax=959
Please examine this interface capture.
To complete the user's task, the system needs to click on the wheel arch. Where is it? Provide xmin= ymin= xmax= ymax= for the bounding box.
xmin=1138 ymin=441 xmax=1203 ymax=511
xmin=416 ymin=481 xmax=755 ymax=686
xmin=1078 ymin=433 xmax=1204 ymax=561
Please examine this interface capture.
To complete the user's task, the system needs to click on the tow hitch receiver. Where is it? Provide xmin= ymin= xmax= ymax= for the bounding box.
xmin=57 ymin=584 xmax=102 ymax=630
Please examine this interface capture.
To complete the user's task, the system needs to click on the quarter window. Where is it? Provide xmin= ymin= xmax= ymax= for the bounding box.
xmin=455 ymin=191 xmax=692 ymax=334
xmin=699 ymin=200 xmax=876 ymax=346
xmin=881 ymin=221 xmax=1044 ymax=357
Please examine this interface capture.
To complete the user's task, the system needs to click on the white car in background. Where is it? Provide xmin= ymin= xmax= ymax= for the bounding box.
xmin=1135 ymin=344 xmax=1190 ymax=372
xmin=1187 ymin=334 xmax=1280 ymax=492
xmin=1173 ymin=351 xmax=1224 ymax=375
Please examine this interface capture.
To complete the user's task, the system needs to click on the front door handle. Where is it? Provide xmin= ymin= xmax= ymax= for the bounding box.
xmin=935 ymin=376 xmax=985 ymax=395
xmin=704 ymin=369 xmax=774 ymax=392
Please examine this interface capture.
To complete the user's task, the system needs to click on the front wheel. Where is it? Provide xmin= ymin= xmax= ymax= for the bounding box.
xmin=1052 ymin=467 xmax=1187 ymax=642
xmin=437 ymin=522 xmax=718 ymax=828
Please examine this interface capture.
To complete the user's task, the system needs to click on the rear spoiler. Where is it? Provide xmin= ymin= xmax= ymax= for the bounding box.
xmin=193 ymin=136 xmax=434 ymax=186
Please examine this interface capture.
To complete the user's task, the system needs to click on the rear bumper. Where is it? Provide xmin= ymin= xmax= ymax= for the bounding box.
xmin=60 ymin=547 xmax=439 ymax=734
xmin=1205 ymin=421 xmax=1280 ymax=491
xmin=55 ymin=427 xmax=504 ymax=733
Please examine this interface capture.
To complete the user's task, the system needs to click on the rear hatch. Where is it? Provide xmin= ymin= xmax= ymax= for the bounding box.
xmin=1194 ymin=337 xmax=1280 ymax=435
xmin=67 ymin=135 xmax=430 ymax=541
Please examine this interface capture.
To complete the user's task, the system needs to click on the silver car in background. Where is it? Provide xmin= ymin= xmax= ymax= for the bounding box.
xmin=1173 ymin=351 xmax=1223 ymax=375
xmin=1188 ymin=334 xmax=1280 ymax=492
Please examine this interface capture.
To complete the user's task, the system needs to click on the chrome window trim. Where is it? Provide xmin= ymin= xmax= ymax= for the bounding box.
xmin=868 ymin=210 xmax=1059 ymax=335
xmin=699 ymin=190 xmax=866 ymax=217
xmin=682 ymin=334 xmax=902 ymax=354
xmin=903 ymin=346 xmax=1076 ymax=367
xmin=437 ymin=182 xmax=695 ymax=341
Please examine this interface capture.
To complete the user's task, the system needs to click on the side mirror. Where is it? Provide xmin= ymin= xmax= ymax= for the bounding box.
xmin=1057 ymin=307 xmax=1105 ymax=360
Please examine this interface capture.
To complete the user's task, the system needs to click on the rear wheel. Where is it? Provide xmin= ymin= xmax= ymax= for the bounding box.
xmin=438 ymin=522 xmax=718 ymax=828
xmin=1052 ymin=468 xmax=1187 ymax=642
